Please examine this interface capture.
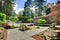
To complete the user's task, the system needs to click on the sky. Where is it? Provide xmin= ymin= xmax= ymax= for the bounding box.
xmin=14 ymin=0 xmax=57 ymax=13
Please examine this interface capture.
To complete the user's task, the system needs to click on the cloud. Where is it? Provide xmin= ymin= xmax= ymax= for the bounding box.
xmin=13 ymin=3 xmax=24 ymax=14
xmin=13 ymin=3 xmax=18 ymax=10
xmin=15 ymin=8 xmax=24 ymax=14
xmin=30 ymin=7 xmax=35 ymax=11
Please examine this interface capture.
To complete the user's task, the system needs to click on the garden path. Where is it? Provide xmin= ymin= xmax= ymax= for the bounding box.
xmin=7 ymin=27 xmax=49 ymax=40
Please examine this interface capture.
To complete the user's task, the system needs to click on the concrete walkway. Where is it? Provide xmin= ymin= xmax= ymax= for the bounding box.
xmin=7 ymin=27 xmax=49 ymax=40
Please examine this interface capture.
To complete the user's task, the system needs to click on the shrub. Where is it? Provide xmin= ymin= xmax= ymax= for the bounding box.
xmin=56 ymin=21 xmax=60 ymax=25
xmin=28 ymin=18 xmax=33 ymax=23
xmin=9 ymin=17 xmax=18 ymax=22
xmin=0 ymin=13 xmax=6 ymax=26
xmin=19 ymin=24 xmax=27 ymax=31
xmin=50 ymin=23 xmax=56 ymax=29
xmin=18 ymin=16 xmax=30 ymax=23
xmin=0 ymin=27 xmax=4 ymax=32
xmin=38 ymin=19 xmax=47 ymax=25
xmin=11 ymin=24 xmax=17 ymax=29
xmin=6 ymin=16 xmax=10 ymax=20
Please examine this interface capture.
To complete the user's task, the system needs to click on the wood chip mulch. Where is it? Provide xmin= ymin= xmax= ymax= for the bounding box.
xmin=32 ymin=30 xmax=47 ymax=40
xmin=32 ymin=29 xmax=58 ymax=40
xmin=32 ymin=34 xmax=46 ymax=40
xmin=0 ymin=29 xmax=8 ymax=40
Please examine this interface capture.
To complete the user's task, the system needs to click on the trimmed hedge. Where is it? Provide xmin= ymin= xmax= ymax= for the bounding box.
xmin=18 ymin=16 xmax=31 ymax=23
xmin=9 ymin=17 xmax=18 ymax=22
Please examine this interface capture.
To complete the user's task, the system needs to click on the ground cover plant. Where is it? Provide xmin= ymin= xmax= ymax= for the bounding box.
xmin=38 ymin=19 xmax=47 ymax=25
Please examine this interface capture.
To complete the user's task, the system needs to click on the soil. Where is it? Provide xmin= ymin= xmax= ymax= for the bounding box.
xmin=0 ymin=29 xmax=7 ymax=40
xmin=32 ymin=30 xmax=47 ymax=40
xmin=32 ymin=34 xmax=46 ymax=40
xmin=32 ymin=29 xmax=57 ymax=40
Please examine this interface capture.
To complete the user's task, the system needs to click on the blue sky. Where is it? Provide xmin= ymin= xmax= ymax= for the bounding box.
xmin=15 ymin=0 xmax=27 ymax=10
xmin=14 ymin=0 xmax=57 ymax=13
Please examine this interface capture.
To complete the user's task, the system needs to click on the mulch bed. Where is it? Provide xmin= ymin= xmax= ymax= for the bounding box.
xmin=32 ymin=29 xmax=58 ymax=40
xmin=32 ymin=34 xmax=46 ymax=40
xmin=0 ymin=29 xmax=8 ymax=40
xmin=32 ymin=30 xmax=47 ymax=40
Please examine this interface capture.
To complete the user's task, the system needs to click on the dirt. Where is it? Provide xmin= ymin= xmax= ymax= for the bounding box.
xmin=32 ymin=29 xmax=57 ymax=40
xmin=32 ymin=34 xmax=46 ymax=40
